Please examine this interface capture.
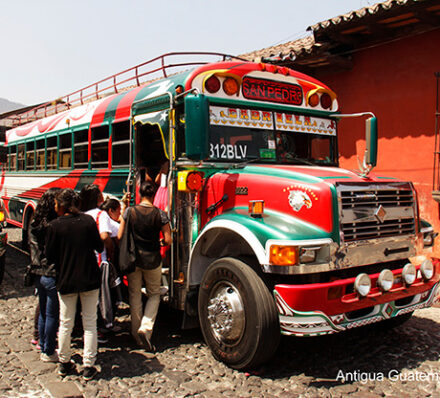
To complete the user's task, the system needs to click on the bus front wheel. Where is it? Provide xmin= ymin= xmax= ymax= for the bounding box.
xmin=198 ymin=257 xmax=280 ymax=369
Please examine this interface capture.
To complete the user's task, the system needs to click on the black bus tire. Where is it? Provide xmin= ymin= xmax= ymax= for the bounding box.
xmin=22 ymin=210 xmax=33 ymax=251
xmin=198 ymin=257 xmax=280 ymax=370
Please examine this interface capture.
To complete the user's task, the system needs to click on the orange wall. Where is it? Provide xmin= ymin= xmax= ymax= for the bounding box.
xmin=315 ymin=28 xmax=440 ymax=252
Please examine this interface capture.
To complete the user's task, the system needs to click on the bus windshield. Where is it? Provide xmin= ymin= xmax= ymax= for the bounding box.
xmin=208 ymin=106 xmax=337 ymax=166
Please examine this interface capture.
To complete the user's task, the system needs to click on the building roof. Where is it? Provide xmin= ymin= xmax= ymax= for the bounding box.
xmin=241 ymin=0 xmax=440 ymax=73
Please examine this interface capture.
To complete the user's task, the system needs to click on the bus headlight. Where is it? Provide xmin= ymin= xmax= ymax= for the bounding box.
xmin=402 ymin=263 xmax=417 ymax=285
xmin=354 ymin=273 xmax=371 ymax=297
xmin=268 ymin=242 xmax=331 ymax=266
xmin=269 ymin=245 xmax=298 ymax=266
xmin=420 ymin=259 xmax=434 ymax=280
xmin=377 ymin=269 xmax=394 ymax=292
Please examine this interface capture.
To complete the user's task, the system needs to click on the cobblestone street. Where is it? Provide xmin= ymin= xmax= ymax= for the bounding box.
xmin=1 ymin=226 xmax=440 ymax=397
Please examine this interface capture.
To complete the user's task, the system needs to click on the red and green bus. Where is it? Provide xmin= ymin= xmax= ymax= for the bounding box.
xmin=1 ymin=52 xmax=438 ymax=369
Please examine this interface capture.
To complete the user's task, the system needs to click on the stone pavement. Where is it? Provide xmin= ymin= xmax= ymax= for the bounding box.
xmin=1 ymin=226 xmax=440 ymax=397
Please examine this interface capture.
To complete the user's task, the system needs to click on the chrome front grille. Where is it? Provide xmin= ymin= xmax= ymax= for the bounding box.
xmin=338 ymin=183 xmax=416 ymax=242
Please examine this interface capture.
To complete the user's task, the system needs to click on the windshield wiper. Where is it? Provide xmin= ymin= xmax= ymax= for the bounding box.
xmin=229 ymin=157 xmax=268 ymax=169
xmin=290 ymin=157 xmax=315 ymax=166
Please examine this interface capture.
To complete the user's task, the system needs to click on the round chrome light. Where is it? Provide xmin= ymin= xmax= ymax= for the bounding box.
xmin=377 ymin=269 xmax=394 ymax=291
xmin=402 ymin=263 xmax=417 ymax=285
xmin=354 ymin=273 xmax=371 ymax=297
xmin=420 ymin=259 xmax=434 ymax=280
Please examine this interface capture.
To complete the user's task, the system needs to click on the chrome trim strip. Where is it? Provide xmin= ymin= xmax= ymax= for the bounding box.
xmin=262 ymin=235 xmax=416 ymax=274
xmin=262 ymin=262 xmax=333 ymax=275
xmin=332 ymin=235 xmax=417 ymax=269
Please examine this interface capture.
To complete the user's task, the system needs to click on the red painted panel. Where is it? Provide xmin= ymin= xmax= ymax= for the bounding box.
xmin=313 ymin=28 xmax=440 ymax=254
xmin=200 ymin=169 xmax=335 ymax=233
xmin=185 ymin=61 xmax=331 ymax=93
xmin=113 ymin=86 xmax=144 ymax=123
xmin=275 ymin=263 xmax=440 ymax=316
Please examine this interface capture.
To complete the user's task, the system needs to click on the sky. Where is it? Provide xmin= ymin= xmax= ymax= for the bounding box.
xmin=0 ymin=0 xmax=374 ymax=105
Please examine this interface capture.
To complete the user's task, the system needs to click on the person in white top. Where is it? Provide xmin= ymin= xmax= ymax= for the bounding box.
xmin=79 ymin=185 xmax=114 ymax=263
xmin=79 ymin=185 xmax=122 ymax=332
xmin=100 ymin=198 xmax=121 ymax=239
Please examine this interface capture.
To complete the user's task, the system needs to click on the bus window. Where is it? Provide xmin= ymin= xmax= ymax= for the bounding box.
xmin=275 ymin=131 xmax=336 ymax=165
xmin=91 ymin=125 xmax=109 ymax=169
xmin=36 ymin=139 xmax=45 ymax=170
xmin=17 ymin=144 xmax=25 ymax=171
xmin=8 ymin=145 xmax=17 ymax=171
xmin=310 ymin=136 xmax=333 ymax=164
xmin=74 ymin=129 xmax=88 ymax=168
xmin=209 ymin=125 xmax=276 ymax=162
xmin=59 ymin=133 xmax=72 ymax=169
xmin=112 ymin=121 xmax=130 ymax=167
xmin=47 ymin=137 xmax=57 ymax=170
xmin=26 ymin=141 xmax=35 ymax=170
xmin=0 ymin=146 xmax=6 ymax=165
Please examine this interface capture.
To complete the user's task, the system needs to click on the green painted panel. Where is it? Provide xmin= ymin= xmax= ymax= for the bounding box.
xmin=206 ymin=207 xmax=331 ymax=248
xmin=103 ymin=170 xmax=130 ymax=198
xmin=236 ymin=166 xmax=323 ymax=184
xmin=103 ymin=95 xmax=126 ymax=124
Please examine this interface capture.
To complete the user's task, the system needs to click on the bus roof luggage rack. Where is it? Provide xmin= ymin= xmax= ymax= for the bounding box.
xmin=1 ymin=52 xmax=246 ymax=128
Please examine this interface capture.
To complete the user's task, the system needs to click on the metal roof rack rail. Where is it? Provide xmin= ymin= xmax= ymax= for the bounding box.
xmin=1 ymin=52 xmax=245 ymax=128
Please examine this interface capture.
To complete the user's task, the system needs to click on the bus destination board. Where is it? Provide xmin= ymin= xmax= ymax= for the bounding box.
xmin=242 ymin=77 xmax=303 ymax=106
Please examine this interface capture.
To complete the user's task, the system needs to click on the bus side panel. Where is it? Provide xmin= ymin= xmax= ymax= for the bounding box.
xmin=2 ymin=169 xmax=129 ymax=225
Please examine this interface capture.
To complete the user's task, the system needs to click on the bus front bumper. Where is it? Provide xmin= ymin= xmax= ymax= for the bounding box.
xmin=274 ymin=262 xmax=440 ymax=336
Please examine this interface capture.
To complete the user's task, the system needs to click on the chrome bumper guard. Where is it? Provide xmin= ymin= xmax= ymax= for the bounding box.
xmin=274 ymin=282 xmax=440 ymax=337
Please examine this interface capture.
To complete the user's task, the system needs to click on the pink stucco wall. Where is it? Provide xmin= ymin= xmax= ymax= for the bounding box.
xmin=315 ymin=28 xmax=440 ymax=253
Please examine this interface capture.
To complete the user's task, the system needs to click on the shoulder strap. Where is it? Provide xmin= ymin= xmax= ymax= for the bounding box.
xmin=96 ymin=210 xmax=103 ymax=230
xmin=96 ymin=210 xmax=103 ymax=265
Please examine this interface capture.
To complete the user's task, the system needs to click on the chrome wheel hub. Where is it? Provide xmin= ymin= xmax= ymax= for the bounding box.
xmin=207 ymin=282 xmax=245 ymax=345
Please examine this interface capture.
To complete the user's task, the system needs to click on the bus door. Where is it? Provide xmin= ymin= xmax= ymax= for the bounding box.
xmin=133 ymin=122 xmax=167 ymax=203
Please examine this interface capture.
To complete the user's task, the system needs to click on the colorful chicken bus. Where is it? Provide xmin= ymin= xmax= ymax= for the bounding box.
xmin=1 ymin=52 xmax=438 ymax=369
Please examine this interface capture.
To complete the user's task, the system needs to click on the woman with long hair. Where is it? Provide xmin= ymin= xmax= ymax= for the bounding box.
xmin=46 ymin=188 xmax=104 ymax=380
xmin=79 ymin=184 xmax=115 ymax=266
xmin=29 ymin=187 xmax=61 ymax=362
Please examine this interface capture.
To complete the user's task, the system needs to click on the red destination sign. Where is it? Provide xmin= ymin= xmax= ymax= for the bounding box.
xmin=242 ymin=77 xmax=303 ymax=105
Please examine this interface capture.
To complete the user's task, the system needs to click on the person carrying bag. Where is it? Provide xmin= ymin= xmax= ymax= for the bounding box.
xmin=118 ymin=181 xmax=171 ymax=352
xmin=118 ymin=207 xmax=136 ymax=276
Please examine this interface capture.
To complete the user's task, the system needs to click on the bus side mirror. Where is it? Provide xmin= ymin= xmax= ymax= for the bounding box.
xmin=184 ymin=94 xmax=209 ymax=161
xmin=365 ymin=116 xmax=377 ymax=168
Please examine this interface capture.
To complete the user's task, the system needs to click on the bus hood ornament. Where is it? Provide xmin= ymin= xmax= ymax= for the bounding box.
xmin=374 ymin=205 xmax=387 ymax=223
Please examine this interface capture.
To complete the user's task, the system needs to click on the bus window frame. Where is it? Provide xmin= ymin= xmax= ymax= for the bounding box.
xmin=73 ymin=127 xmax=90 ymax=169
xmin=26 ymin=140 xmax=36 ymax=171
xmin=91 ymin=124 xmax=110 ymax=170
xmin=8 ymin=145 xmax=17 ymax=171
xmin=206 ymin=107 xmax=339 ymax=167
xmin=59 ymin=130 xmax=73 ymax=170
xmin=46 ymin=134 xmax=58 ymax=170
xmin=112 ymin=120 xmax=130 ymax=168
xmin=35 ymin=137 xmax=46 ymax=171
xmin=17 ymin=143 xmax=25 ymax=171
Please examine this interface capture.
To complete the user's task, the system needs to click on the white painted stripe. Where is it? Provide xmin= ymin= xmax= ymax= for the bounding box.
xmin=190 ymin=219 xmax=267 ymax=265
